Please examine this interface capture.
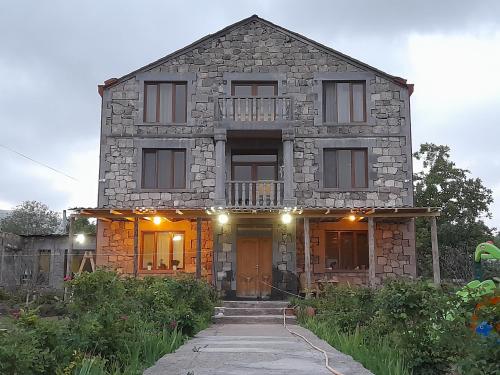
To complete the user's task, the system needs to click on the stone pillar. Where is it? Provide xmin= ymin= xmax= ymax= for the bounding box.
xmin=282 ymin=128 xmax=296 ymax=206
xmin=196 ymin=217 xmax=202 ymax=280
xmin=133 ymin=218 xmax=139 ymax=277
xmin=214 ymin=128 xmax=227 ymax=206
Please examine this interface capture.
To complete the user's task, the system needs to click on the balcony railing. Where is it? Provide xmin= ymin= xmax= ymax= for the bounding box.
xmin=226 ymin=180 xmax=285 ymax=208
xmin=216 ymin=96 xmax=293 ymax=122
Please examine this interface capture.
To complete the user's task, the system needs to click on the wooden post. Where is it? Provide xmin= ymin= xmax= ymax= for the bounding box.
xmin=430 ymin=216 xmax=441 ymax=285
xmin=304 ymin=217 xmax=312 ymax=298
xmin=66 ymin=216 xmax=75 ymax=277
xmin=368 ymin=217 xmax=376 ymax=287
xmin=196 ymin=217 xmax=202 ymax=280
xmin=133 ymin=218 xmax=139 ymax=277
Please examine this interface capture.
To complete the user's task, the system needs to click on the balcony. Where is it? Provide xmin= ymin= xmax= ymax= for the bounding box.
xmin=226 ymin=180 xmax=285 ymax=208
xmin=216 ymin=96 xmax=293 ymax=123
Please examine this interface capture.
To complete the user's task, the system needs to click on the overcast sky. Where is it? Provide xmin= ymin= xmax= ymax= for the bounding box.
xmin=0 ymin=0 xmax=499 ymax=229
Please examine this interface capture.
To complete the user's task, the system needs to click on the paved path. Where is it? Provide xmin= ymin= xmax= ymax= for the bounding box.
xmin=144 ymin=324 xmax=373 ymax=375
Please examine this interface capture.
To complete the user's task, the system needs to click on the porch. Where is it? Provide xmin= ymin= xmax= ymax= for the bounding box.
xmin=73 ymin=206 xmax=441 ymax=299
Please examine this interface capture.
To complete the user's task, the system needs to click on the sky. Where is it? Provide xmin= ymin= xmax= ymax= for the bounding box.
xmin=0 ymin=0 xmax=499 ymax=229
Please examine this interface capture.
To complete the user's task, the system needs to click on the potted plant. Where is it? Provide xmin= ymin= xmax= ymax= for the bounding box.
xmin=172 ymin=260 xmax=180 ymax=271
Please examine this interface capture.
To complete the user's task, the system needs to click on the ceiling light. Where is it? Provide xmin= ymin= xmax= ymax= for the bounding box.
xmin=348 ymin=214 xmax=356 ymax=222
xmin=153 ymin=216 xmax=162 ymax=225
xmin=281 ymin=213 xmax=292 ymax=224
xmin=218 ymin=213 xmax=229 ymax=225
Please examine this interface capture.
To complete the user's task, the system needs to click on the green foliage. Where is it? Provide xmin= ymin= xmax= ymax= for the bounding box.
xmin=73 ymin=217 xmax=97 ymax=235
xmin=0 ymin=270 xmax=217 ymax=375
xmin=303 ymin=318 xmax=410 ymax=375
xmin=297 ymin=280 xmax=498 ymax=375
xmin=0 ymin=200 xmax=61 ymax=235
xmin=413 ymin=143 xmax=495 ymax=279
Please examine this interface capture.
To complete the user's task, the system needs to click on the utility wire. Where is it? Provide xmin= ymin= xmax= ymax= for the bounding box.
xmin=0 ymin=143 xmax=78 ymax=181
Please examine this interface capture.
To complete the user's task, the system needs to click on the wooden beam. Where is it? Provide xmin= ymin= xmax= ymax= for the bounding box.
xmin=430 ymin=216 xmax=441 ymax=285
xmin=133 ymin=218 xmax=139 ymax=277
xmin=196 ymin=218 xmax=202 ymax=280
xmin=109 ymin=209 xmax=123 ymax=215
xmin=368 ymin=217 xmax=376 ymax=287
xmin=304 ymin=218 xmax=312 ymax=299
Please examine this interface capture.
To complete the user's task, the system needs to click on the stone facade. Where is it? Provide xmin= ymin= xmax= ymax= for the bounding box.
xmin=96 ymin=16 xmax=417 ymax=293
xmin=374 ymin=219 xmax=416 ymax=283
xmin=96 ymin=219 xmax=213 ymax=282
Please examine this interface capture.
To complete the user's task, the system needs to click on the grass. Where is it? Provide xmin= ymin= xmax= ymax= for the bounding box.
xmin=302 ymin=317 xmax=411 ymax=375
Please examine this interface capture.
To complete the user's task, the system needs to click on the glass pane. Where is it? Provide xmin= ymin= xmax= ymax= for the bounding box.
xmin=325 ymin=232 xmax=339 ymax=269
xmin=157 ymin=232 xmax=170 ymax=269
xmin=353 ymin=150 xmax=367 ymax=188
xmin=356 ymin=233 xmax=369 ymax=270
xmin=174 ymin=84 xmax=187 ymax=123
xmin=172 ymin=233 xmax=184 ymax=268
xmin=233 ymin=84 xmax=252 ymax=96
xmin=352 ymin=83 xmax=365 ymax=122
xmin=256 ymin=165 xmax=276 ymax=180
xmin=173 ymin=151 xmax=186 ymax=188
xmin=323 ymin=82 xmax=336 ymax=123
xmin=257 ymin=84 xmax=276 ymax=96
xmin=233 ymin=165 xmax=252 ymax=181
xmin=336 ymin=83 xmax=350 ymax=123
xmin=143 ymin=150 xmax=157 ymax=188
xmin=337 ymin=150 xmax=352 ymax=189
xmin=157 ymin=150 xmax=172 ymax=189
xmin=323 ymin=150 xmax=337 ymax=188
xmin=159 ymin=83 xmax=172 ymax=123
xmin=142 ymin=233 xmax=155 ymax=269
xmin=145 ymin=84 xmax=157 ymax=122
xmin=232 ymin=154 xmax=277 ymax=163
xmin=340 ymin=232 xmax=354 ymax=269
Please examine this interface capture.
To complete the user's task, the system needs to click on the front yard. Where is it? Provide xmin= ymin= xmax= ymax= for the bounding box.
xmin=0 ymin=270 xmax=217 ymax=375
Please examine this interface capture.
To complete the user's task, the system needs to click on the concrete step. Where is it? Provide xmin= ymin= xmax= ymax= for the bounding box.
xmin=221 ymin=300 xmax=289 ymax=309
xmin=215 ymin=307 xmax=288 ymax=316
xmin=213 ymin=314 xmax=297 ymax=325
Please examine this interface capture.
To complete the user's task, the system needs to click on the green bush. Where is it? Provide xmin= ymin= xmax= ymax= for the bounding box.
xmin=0 ymin=270 xmax=217 ymax=375
xmin=297 ymin=280 xmax=497 ymax=375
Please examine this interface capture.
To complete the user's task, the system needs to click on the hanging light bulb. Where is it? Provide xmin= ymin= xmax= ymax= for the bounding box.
xmin=281 ymin=213 xmax=292 ymax=224
xmin=218 ymin=213 xmax=229 ymax=225
xmin=153 ymin=216 xmax=162 ymax=225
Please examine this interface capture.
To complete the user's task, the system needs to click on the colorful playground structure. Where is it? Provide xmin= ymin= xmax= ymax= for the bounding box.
xmin=457 ymin=242 xmax=500 ymax=338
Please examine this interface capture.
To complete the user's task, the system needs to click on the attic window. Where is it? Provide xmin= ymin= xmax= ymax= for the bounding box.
xmin=144 ymin=82 xmax=187 ymax=124
xmin=323 ymin=81 xmax=366 ymax=123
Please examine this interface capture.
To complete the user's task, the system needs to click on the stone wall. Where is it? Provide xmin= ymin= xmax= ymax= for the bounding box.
xmin=96 ymin=219 xmax=213 ymax=282
xmin=295 ymin=218 xmax=416 ymax=286
xmin=99 ymin=18 xmax=413 ymax=210
xmin=374 ymin=219 xmax=416 ymax=283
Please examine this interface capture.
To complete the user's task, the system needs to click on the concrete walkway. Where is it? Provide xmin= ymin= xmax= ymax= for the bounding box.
xmin=143 ymin=324 xmax=373 ymax=375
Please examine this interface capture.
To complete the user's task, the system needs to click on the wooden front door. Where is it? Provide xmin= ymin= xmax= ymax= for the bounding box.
xmin=236 ymin=237 xmax=273 ymax=298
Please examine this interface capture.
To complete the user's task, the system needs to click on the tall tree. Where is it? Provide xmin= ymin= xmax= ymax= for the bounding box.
xmin=413 ymin=143 xmax=495 ymax=279
xmin=0 ymin=201 xmax=61 ymax=235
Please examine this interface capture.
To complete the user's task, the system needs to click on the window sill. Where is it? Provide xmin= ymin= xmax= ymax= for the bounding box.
xmin=321 ymin=122 xmax=369 ymax=126
xmin=324 ymin=269 xmax=368 ymax=273
xmin=139 ymin=269 xmax=184 ymax=274
xmin=134 ymin=188 xmax=196 ymax=193
xmin=317 ymin=187 xmax=375 ymax=193
xmin=137 ymin=122 xmax=189 ymax=126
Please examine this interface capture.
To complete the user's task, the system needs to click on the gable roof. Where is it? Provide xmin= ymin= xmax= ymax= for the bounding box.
xmin=98 ymin=15 xmax=413 ymax=96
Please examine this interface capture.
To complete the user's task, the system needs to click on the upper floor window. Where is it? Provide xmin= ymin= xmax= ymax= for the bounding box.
xmin=323 ymin=81 xmax=366 ymax=123
xmin=142 ymin=149 xmax=186 ymax=189
xmin=324 ymin=148 xmax=368 ymax=188
xmin=144 ymin=82 xmax=187 ymax=123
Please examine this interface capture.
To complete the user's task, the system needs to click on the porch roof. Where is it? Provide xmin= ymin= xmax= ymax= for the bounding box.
xmin=72 ymin=206 xmax=440 ymax=220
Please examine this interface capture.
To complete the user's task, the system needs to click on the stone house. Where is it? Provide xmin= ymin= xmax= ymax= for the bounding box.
xmin=76 ymin=15 xmax=440 ymax=299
